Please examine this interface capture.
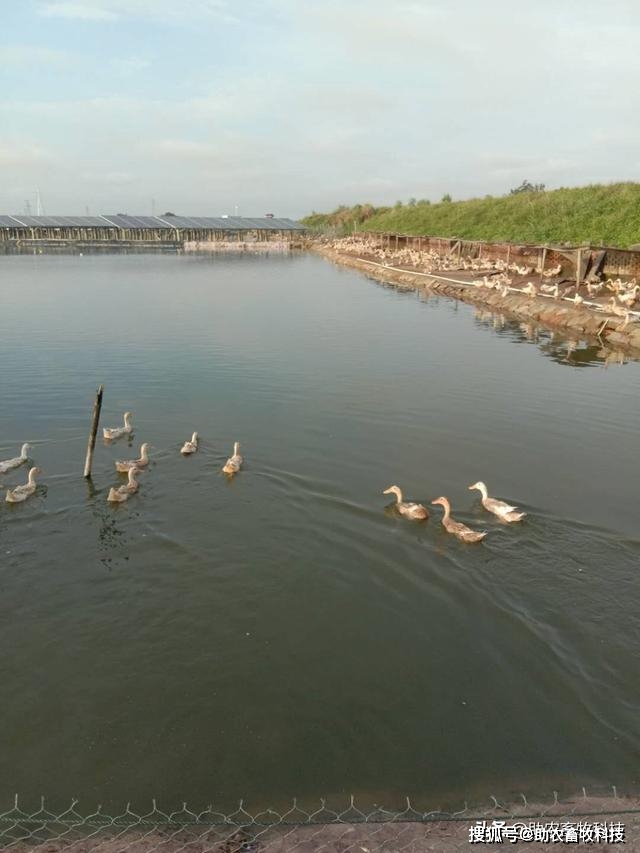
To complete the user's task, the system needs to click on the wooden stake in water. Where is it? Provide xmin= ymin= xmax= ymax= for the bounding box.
xmin=83 ymin=384 xmax=104 ymax=478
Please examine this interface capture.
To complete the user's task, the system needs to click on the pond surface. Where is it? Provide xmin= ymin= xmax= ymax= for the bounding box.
xmin=0 ymin=251 xmax=639 ymax=812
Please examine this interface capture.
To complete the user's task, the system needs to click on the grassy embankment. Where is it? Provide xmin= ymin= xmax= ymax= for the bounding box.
xmin=302 ymin=183 xmax=640 ymax=248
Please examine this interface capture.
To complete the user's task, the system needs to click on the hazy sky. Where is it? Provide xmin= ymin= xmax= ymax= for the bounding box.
xmin=1 ymin=0 xmax=638 ymax=217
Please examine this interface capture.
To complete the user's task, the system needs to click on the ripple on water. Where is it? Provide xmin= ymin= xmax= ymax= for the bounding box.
xmin=1 ymin=251 xmax=640 ymax=806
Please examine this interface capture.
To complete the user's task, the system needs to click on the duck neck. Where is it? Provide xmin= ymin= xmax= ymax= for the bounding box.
xmin=124 ymin=413 xmax=132 ymax=428
xmin=128 ymin=469 xmax=138 ymax=485
xmin=28 ymin=469 xmax=37 ymax=486
xmin=140 ymin=445 xmax=148 ymax=461
xmin=21 ymin=444 xmax=29 ymax=459
xmin=440 ymin=500 xmax=451 ymax=522
xmin=233 ymin=442 xmax=240 ymax=456
xmin=192 ymin=433 xmax=198 ymax=444
xmin=476 ymin=483 xmax=489 ymax=500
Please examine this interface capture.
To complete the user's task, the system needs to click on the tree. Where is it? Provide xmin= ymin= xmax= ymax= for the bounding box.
xmin=441 ymin=193 xmax=452 ymax=203
xmin=163 ymin=211 xmax=176 ymax=216
xmin=408 ymin=197 xmax=417 ymax=207
xmin=509 ymin=180 xmax=545 ymax=195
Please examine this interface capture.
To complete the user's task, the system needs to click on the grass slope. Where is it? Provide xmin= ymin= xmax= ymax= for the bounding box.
xmin=302 ymin=183 xmax=640 ymax=248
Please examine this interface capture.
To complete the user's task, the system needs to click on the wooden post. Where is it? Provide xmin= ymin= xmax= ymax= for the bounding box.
xmin=506 ymin=244 xmax=511 ymax=269
xmin=575 ymin=248 xmax=582 ymax=290
xmin=540 ymin=246 xmax=547 ymax=281
xmin=83 ymin=384 xmax=104 ymax=478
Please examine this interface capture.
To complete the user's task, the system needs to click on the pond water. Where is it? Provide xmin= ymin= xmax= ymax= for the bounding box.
xmin=0 ymin=251 xmax=639 ymax=812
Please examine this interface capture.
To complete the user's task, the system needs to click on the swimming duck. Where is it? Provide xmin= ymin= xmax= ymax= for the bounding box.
xmin=222 ymin=441 xmax=243 ymax=475
xmin=382 ymin=485 xmax=428 ymax=520
xmin=180 ymin=432 xmax=199 ymax=455
xmin=6 ymin=467 xmax=41 ymax=503
xmin=431 ymin=496 xmax=487 ymax=543
xmin=0 ymin=443 xmax=31 ymax=474
xmin=468 ymin=481 xmax=526 ymax=522
xmin=103 ymin=412 xmax=133 ymax=440
xmin=115 ymin=442 xmax=150 ymax=472
xmin=107 ymin=467 xmax=140 ymax=503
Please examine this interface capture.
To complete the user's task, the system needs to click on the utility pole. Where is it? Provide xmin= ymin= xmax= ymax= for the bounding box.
xmin=25 ymin=200 xmax=32 ymax=216
xmin=152 ymin=198 xmax=156 ymax=216
xmin=234 ymin=204 xmax=239 ymax=217
xmin=36 ymin=189 xmax=43 ymax=216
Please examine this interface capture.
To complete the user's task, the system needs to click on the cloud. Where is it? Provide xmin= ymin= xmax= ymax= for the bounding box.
xmin=0 ymin=143 xmax=51 ymax=167
xmin=81 ymin=170 xmax=135 ymax=185
xmin=36 ymin=0 xmax=238 ymax=24
xmin=38 ymin=3 xmax=118 ymax=21
xmin=144 ymin=139 xmax=219 ymax=159
xmin=111 ymin=56 xmax=151 ymax=75
xmin=0 ymin=44 xmax=72 ymax=67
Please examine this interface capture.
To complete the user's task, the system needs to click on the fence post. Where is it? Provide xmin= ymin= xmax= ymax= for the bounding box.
xmin=576 ymin=248 xmax=582 ymax=289
xmin=540 ymin=246 xmax=548 ymax=281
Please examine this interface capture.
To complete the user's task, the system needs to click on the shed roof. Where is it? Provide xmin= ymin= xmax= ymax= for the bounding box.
xmin=0 ymin=215 xmax=304 ymax=231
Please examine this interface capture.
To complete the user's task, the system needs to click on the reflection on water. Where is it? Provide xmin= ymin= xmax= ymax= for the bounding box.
xmin=0 ymin=252 xmax=640 ymax=813
xmin=472 ymin=306 xmax=636 ymax=368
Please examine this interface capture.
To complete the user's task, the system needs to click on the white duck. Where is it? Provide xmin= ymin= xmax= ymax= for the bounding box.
xmin=180 ymin=432 xmax=199 ymax=455
xmin=103 ymin=412 xmax=133 ymax=440
xmin=6 ymin=467 xmax=41 ymax=504
xmin=0 ymin=443 xmax=31 ymax=474
xmin=468 ymin=481 xmax=526 ymax=522
xmin=431 ymin=496 xmax=487 ymax=543
xmin=382 ymin=485 xmax=428 ymax=520
xmin=222 ymin=441 xmax=243 ymax=475
xmin=115 ymin=443 xmax=150 ymax=472
xmin=107 ymin=467 xmax=140 ymax=503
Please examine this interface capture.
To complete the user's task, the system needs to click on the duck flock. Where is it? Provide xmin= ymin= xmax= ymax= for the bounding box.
xmin=1 ymin=412 xmax=243 ymax=508
xmin=326 ymin=236 xmax=640 ymax=328
xmin=2 ymin=411 xmax=526 ymax=544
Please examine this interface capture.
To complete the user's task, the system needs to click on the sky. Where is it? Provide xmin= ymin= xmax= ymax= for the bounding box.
xmin=0 ymin=0 xmax=639 ymax=218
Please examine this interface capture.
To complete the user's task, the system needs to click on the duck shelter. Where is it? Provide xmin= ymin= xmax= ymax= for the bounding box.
xmin=0 ymin=214 xmax=306 ymax=250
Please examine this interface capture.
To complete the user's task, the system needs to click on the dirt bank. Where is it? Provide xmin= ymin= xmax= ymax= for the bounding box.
xmin=312 ymin=245 xmax=640 ymax=353
xmin=7 ymin=794 xmax=640 ymax=851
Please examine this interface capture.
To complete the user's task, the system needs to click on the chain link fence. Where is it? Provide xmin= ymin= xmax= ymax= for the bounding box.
xmin=2 ymin=790 xmax=640 ymax=852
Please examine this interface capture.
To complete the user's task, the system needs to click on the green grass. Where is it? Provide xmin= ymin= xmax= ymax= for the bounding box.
xmin=301 ymin=183 xmax=640 ymax=248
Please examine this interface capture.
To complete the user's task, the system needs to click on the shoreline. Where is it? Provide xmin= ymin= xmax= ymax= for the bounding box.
xmin=311 ymin=244 xmax=640 ymax=353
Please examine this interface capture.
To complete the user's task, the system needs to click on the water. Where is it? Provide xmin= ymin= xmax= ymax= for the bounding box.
xmin=0 ymin=251 xmax=639 ymax=812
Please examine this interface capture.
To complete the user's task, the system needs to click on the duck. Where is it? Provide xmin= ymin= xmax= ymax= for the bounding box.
xmin=522 ymin=282 xmax=538 ymax=297
xmin=222 ymin=441 xmax=243 ymax=475
xmin=619 ymin=285 xmax=639 ymax=307
xmin=0 ymin=443 xmax=31 ymax=474
xmin=115 ymin=442 xmax=150 ymax=472
xmin=573 ymin=292 xmax=584 ymax=306
xmin=382 ymin=485 xmax=428 ymax=520
xmin=431 ymin=496 xmax=487 ymax=543
xmin=607 ymin=296 xmax=629 ymax=319
xmin=6 ymin=467 xmax=41 ymax=503
xmin=468 ymin=481 xmax=526 ymax=522
xmin=180 ymin=432 xmax=199 ymax=455
xmin=103 ymin=412 xmax=133 ymax=440
xmin=107 ymin=467 xmax=140 ymax=503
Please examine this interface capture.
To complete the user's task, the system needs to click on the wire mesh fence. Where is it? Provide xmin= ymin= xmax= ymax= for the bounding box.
xmin=2 ymin=790 xmax=640 ymax=852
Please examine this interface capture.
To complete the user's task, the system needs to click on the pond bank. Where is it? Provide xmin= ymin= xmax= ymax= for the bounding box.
xmin=312 ymin=244 xmax=640 ymax=353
